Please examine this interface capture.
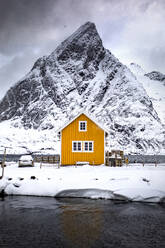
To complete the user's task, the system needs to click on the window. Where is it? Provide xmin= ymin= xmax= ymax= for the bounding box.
xmin=72 ymin=141 xmax=94 ymax=152
xmin=84 ymin=141 xmax=93 ymax=152
xmin=79 ymin=121 xmax=87 ymax=131
xmin=72 ymin=141 xmax=82 ymax=152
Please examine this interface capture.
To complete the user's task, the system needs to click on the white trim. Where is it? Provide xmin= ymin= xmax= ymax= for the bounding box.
xmin=57 ymin=111 xmax=109 ymax=134
xmin=83 ymin=141 xmax=94 ymax=152
xmin=72 ymin=140 xmax=94 ymax=153
xmin=79 ymin=121 xmax=87 ymax=132
xmin=76 ymin=161 xmax=89 ymax=165
xmin=72 ymin=141 xmax=83 ymax=152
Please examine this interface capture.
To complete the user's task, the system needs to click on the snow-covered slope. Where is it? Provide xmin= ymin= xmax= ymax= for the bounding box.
xmin=129 ymin=63 xmax=165 ymax=125
xmin=0 ymin=22 xmax=165 ymax=154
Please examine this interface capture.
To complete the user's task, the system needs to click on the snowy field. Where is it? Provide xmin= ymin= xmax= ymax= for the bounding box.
xmin=0 ymin=163 xmax=165 ymax=203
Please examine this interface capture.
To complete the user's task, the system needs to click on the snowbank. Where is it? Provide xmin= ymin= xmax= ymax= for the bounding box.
xmin=0 ymin=163 xmax=165 ymax=203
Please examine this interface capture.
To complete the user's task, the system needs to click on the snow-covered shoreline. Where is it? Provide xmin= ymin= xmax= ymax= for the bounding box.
xmin=0 ymin=163 xmax=165 ymax=203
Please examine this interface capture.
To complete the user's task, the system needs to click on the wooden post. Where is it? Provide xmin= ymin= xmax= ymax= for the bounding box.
xmin=125 ymin=157 xmax=129 ymax=166
xmin=0 ymin=148 xmax=6 ymax=179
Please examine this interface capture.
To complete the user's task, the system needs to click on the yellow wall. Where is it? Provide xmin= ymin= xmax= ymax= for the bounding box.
xmin=61 ymin=114 xmax=105 ymax=165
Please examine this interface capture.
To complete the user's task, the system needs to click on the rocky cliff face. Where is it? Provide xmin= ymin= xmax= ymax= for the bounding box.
xmin=0 ymin=22 xmax=165 ymax=153
xmin=145 ymin=71 xmax=165 ymax=83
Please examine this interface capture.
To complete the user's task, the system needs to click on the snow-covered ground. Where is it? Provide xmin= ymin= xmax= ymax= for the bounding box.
xmin=0 ymin=163 xmax=165 ymax=203
xmin=0 ymin=120 xmax=60 ymax=154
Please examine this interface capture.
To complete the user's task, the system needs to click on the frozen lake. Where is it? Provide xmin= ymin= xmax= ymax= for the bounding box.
xmin=0 ymin=196 xmax=165 ymax=248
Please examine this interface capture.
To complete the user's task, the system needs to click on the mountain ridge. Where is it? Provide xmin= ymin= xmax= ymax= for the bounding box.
xmin=129 ymin=63 xmax=165 ymax=126
xmin=0 ymin=22 xmax=165 ymax=154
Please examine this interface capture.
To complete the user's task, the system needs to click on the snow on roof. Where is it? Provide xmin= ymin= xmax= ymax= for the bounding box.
xmin=57 ymin=111 xmax=109 ymax=133
xmin=19 ymin=155 xmax=33 ymax=161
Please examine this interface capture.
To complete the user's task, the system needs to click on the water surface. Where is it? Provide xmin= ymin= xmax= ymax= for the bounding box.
xmin=0 ymin=196 xmax=165 ymax=248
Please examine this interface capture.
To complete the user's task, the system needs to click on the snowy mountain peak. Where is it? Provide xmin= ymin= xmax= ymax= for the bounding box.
xmin=54 ymin=22 xmax=100 ymax=55
xmin=0 ymin=22 xmax=165 ymax=154
xmin=49 ymin=21 xmax=105 ymax=80
xmin=52 ymin=22 xmax=101 ymax=56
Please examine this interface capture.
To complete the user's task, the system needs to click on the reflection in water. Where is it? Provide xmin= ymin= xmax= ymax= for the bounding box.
xmin=0 ymin=196 xmax=165 ymax=248
xmin=61 ymin=204 xmax=102 ymax=248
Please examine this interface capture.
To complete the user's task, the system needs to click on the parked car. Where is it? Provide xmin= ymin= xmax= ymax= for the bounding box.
xmin=18 ymin=155 xmax=34 ymax=167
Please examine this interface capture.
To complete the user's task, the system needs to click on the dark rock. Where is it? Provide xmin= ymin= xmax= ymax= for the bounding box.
xmin=13 ymin=183 xmax=20 ymax=188
xmin=0 ymin=189 xmax=7 ymax=197
xmin=19 ymin=178 xmax=24 ymax=181
xmin=144 ymin=71 xmax=165 ymax=82
xmin=30 ymin=176 xmax=36 ymax=180
xmin=142 ymin=178 xmax=150 ymax=183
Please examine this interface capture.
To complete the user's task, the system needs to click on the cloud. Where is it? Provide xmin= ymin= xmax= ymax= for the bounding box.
xmin=0 ymin=0 xmax=60 ymax=55
xmin=109 ymin=0 xmax=165 ymax=72
xmin=0 ymin=49 xmax=40 ymax=99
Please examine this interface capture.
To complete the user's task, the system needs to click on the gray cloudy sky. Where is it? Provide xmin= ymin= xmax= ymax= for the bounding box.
xmin=0 ymin=0 xmax=165 ymax=99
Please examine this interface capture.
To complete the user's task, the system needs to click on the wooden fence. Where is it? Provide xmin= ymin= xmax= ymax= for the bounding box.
xmin=34 ymin=155 xmax=60 ymax=164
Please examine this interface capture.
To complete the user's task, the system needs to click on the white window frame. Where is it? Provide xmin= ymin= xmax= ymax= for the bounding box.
xmin=83 ymin=141 xmax=94 ymax=152
xmin=79 ymin=121 xmax=87 ymax=132
xmin=72 ymin=141 xmax=82 ymax=152
xmin=72 ymin=141 xmax=94 ymax=153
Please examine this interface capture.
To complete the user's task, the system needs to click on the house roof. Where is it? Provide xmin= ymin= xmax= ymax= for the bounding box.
xmin=58 ymin=111 xmax=109 ymax=134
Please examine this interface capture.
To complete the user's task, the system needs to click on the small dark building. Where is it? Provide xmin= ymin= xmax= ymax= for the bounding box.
xmin=105 ymin=150 xmax=124 ymax=167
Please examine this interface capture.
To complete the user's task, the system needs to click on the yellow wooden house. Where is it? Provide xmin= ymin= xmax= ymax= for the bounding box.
xmin=58 ymin=112 xmax=108 ymax=165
